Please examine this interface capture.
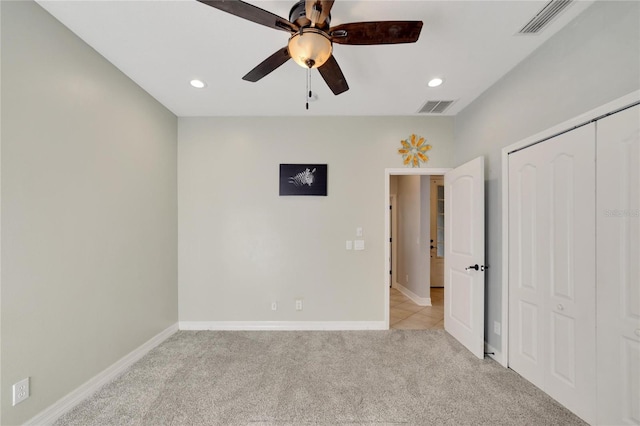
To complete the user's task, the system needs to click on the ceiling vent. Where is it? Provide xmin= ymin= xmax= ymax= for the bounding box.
xmin=519 ymin=0 xmax=573 ymax=34
xmin=418 ymin=100 xmax=455 ymax=114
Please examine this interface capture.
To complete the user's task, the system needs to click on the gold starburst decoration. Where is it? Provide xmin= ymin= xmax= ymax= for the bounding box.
xmin=398 ymin=134 xmax=431 ymax=167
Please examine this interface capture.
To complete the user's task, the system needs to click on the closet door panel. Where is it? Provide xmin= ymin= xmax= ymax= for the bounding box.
xmin=542 ymin=125 xmax=596 ymax=424
xmin=597 ymin=104 xmax=640 ymax=425
xmin=509 ymin=156 xmax=545 ymax=388
xmin=509 ymin=124 xmax=596 ymax=424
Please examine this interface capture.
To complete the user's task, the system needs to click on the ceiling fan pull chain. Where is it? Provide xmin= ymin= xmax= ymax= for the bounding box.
xmin=308 ymin=68 xmax=312 ymax=110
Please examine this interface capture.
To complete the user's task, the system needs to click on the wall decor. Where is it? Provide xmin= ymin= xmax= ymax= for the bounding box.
xmin=279 ymin=164 xmax=328 ymax=196
xmin=398 ymin=134 xmax=431 ymax=167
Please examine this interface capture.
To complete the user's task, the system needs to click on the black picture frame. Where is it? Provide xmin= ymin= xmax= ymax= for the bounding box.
xmin=279 ymin=164 xmax=328 ymax=196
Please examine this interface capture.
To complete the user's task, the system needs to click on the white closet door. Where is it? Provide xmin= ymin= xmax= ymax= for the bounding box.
xmin=596 ymin=104 xmax=640 ymax=425
xmin=508 ymin=124 xmax=596 ymax=424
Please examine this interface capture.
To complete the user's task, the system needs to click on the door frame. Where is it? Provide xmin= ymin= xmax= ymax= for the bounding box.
xmin=501 ymin=90 xmax=640 ymax=369
xmin=389 ymin=194 xmax=397 ymax=289
xmin=384 ymin=168 xmax=451 ymax=329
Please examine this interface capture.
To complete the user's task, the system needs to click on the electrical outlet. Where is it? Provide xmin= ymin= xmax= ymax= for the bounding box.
xmin=295 ymin=299 xmax=303 ymax=311
xmin=12 ymin=377 xmax=29 ymax=406
xmin=271 ymin=302 xmax=277 ymax=311
xmin=494 ymin=321 xmax=501 ymax=336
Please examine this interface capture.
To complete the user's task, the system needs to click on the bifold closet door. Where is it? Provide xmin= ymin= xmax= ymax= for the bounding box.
xmin=596 ymin=104 xmax=640 ymax=425
xmin=508 ymin=123 xmax=596 ymax=424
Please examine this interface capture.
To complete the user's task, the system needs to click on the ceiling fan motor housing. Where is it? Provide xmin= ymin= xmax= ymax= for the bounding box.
xmin=289 ymin=0 xmax=331 ymax=29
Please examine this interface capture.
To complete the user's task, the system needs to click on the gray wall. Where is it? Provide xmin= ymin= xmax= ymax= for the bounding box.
xmin=396 ymin=175 xmax=430 ymax=299
xmin=419 ymin=176 xmax=431 ymax=293
xmin=1 ymin=2 xmax=178 ymax=424
xmin=454 ymin=0 xmax=640 ymax=352
xmin=178 ymin=117 xmax=453 ymax=322
xmin=397 ymin=176 xmax=419 ymax=296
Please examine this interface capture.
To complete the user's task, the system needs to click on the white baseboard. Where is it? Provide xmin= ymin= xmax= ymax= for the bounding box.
xmin=25 ymin=323 xmax=179 ymax=426
xmin=179 ymin=321 xmax=387 ymax=331
xmin=484 ymin=342 xmax=505 ymax=367
xmin=394 ymin=283 xmax=431 ymax=306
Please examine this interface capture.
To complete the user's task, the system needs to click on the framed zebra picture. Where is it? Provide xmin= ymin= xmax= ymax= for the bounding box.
xmin=279 ymin=164 xmax=328 ymax=196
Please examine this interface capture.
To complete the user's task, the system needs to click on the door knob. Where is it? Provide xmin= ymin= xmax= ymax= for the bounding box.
xmin=465 ymin=264 xmax=489 ymax=271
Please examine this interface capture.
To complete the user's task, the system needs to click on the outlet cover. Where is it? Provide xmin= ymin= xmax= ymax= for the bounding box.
xmin=12 ymin=377 xmax=29 ymax=406
xmin=271 ymin=302 xmax=277 ymax=311
xmin=494 ymin=321 xmax=501 ymax=336
xmin=295 ymin=299 xmax=303 ymax=311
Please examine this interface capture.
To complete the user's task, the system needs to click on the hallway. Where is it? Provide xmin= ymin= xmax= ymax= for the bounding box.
xmin=390 ymin=287 xmax=444 ymax=330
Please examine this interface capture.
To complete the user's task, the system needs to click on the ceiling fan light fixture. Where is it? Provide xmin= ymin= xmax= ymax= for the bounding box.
xmin=288 ymin=28 xmax=332 ymax=69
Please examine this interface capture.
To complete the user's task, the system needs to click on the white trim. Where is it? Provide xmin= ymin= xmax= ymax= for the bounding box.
xmin=24 ymin=323 xmax=179 ymax=426
xmin=384 ymin=168 xmax=450 ymax=331
xmin=500 ymin=147 xmax=510 ymax=369
xmin=394 ymin=283 xmax=432 ymax=306
xmin=179 ymin=321 xmax=386 ymax=331
xmin=389 ymin=193 xmax=398 ymax=289
xmin=500 ymin=90 xmax=640 ymax=370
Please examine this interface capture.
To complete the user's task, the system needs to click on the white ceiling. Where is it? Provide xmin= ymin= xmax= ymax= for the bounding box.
xmin=36 ymin=0 xmax=594 ymax=116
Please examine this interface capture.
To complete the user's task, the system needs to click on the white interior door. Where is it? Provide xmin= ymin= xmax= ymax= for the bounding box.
xmin=508 ymin=124 xmax=596 ymax=424
xmin=596 ymin=104 xmax=640 ymax=425
xmin=444 ymin=157 xmax=485 ymax=359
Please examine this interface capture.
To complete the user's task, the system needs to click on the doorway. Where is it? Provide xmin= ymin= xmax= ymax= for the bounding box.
xmin=389 ymin=174 xmax=445 ymax=329
xmin=385 ymin=160 xmax=486 ymax=359
xmin=384 ymin=168 xmax=450 ymax=330
xmin=430 ymin=176 xmax=445 ymax=288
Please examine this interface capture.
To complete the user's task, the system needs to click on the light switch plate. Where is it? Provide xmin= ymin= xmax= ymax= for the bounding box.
xmin=354 ymin=240 xmax=365 ymax=251
xmin=356 ymin=227 xmax=363 ymax=237
xmin=346 ymin=240 xmax=353 ymax=250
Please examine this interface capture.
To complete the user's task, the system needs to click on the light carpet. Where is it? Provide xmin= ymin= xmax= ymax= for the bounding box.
xmin=54 ymin=330 xmax=585 ymax=425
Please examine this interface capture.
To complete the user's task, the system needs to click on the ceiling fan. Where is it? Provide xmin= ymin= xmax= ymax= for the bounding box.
xmin=197 ymin=0 xmax=423 ymax=96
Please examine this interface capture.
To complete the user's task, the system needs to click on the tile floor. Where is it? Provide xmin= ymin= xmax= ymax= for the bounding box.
xmin=390 ymin=287 xmax=444 ymax=330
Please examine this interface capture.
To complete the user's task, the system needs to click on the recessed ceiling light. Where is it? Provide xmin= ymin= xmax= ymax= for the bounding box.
xmin=428 ymin=78 xmax=444 ymax=88
xmin=190 ymin=79 xmax=207 ymax=89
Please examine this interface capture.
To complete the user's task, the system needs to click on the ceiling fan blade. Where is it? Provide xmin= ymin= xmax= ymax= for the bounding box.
xmin=318 ymin=55 xmax=349 ymax=95
xmin=197 ymin=0 xmax=298 ymax=33
xmin=242 ymin=47 xmax=291 ymax=82
xmin=305 ymin=0 xmax=335 ymax=27
xmin=330 ymin=21 xmax=423 ymax=45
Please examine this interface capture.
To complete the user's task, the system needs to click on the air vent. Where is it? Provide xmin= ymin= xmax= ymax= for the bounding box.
xmin=418 ymin=100 xmax=455 ymax=114
xmin=519 ymin=0 xmax=573 ymax=34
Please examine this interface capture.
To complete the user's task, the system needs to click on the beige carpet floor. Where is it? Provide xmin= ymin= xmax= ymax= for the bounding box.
xmin=54 ymin=330 xmax=585 ymax=425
